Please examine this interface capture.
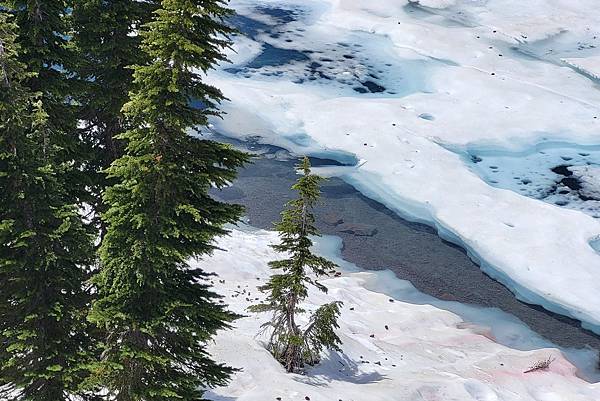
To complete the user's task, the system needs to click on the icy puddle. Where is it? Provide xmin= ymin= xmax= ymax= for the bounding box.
xmin=224 ymin=4 xmax=435 ymax=97
xmin=454 ymin=141 xmax=600 ymax=217
xmin=208 ymin=137 xmax=600 ymax=381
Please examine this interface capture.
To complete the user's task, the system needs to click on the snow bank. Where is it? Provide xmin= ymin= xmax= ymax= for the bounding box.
xmin=201 ymin=228 xmax=600 ymax=401
xmin=562 ymin=57 xmax=600 ymax=80
xmin=407 ymin=0 xmax=457 ymax=10
xmin=206 ymin=0 xmax=600 ymax=333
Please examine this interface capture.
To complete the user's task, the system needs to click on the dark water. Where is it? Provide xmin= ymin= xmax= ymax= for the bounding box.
xmin=212 ymin=154 xmax=600 ymax=354
xmin=244 ymin=44 xmax=309 ymax=69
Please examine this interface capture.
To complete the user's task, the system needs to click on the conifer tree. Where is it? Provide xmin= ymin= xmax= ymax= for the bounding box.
xmin=72 ymin=0 xmax=158 ymax=234
xmin=0 ymin=11 xmax=96 ymax=401
xmin=88 ymin=1 xmax=248 ymax=399
xmin=3 ymin=0 xmax=87 ymax=195
xmin=250 ymin=157 xmax=343 ymax=373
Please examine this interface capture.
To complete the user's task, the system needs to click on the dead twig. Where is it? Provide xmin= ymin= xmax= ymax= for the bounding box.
xmin=524 ymin=356 xmax=556 ymax=373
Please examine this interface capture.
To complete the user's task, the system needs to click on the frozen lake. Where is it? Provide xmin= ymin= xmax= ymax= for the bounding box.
xmin=205 ymin=0 xmax=600 ymax=366
xmin=209 ymin=139 xmax=600 ymax=380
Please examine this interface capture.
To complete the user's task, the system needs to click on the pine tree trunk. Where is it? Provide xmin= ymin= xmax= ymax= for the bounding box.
xmin=284 ymin=192 xmax=310 ymax=373
xmin=284 ymin=293 xmax=302 ymax=373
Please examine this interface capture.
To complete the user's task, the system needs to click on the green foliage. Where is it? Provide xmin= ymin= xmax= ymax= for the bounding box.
xmin=303 ymin=302 xmax=343 ymax=364
xmin=0 ymin=11 xmax=97 ymax=401
xmin=2 ymin=0 xmax=87 ymax=191
xmin=72 ymin=0 xmax=159 ymax=234
xmin=250 ymin=157 xmax=343 ymax=373
xmin=89 ymin=1 xmax=249 ymax=399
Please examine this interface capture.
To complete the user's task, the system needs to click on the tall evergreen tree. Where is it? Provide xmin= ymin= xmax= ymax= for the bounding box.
xmin=250 ymin=157 xmax=343 ymax=373
xmin=0 ymin=11 xmax=96 ymax=401
xmin=5 ymin=0 xmax=74 ymax=121
xmin=3 ymin=0 xmax=87 ymax=196
xmin=72 ymin=0 xmax=158 ymax=235
xmin=89 ymin=1 xmax=248 ymax=399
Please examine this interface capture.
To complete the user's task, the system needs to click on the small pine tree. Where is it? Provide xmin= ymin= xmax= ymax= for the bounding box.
xmin=0 ymin=12 xmax=96 ymax=401
xmin=88 ymin=1 xmax=249 ymax=399
xmin=250 ymin=157 xmax=343 ymax=373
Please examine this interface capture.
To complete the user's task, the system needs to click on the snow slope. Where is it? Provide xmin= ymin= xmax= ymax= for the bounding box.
xmin=202 ymin=227 xmax=600 ymax=401
xmin=206 ymin=0 xmax=600 ymax=333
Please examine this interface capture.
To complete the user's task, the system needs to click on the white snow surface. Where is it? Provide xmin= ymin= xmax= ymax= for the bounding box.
xmin=202 ymin=228 xmax=600 ymax=401
xmin=206 ymin=0 xmax=600 ymax=333
xmin=562 ymin=56 xmax=600 ymax=80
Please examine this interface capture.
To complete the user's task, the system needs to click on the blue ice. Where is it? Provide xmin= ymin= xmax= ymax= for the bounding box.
xmin=224 ymin=3 xmax=436 ymax=98
xmin=450 ymin=141 xmax=600 ymax=217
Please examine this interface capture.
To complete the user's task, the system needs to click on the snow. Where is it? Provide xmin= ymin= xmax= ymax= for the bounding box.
xmin=570 ymin=165 xmax=600 ymax=200
xmin=562 ymin=57 xmax=600 ymax=80
xmin=201 ymin=227 xmax=600 ymax=401
xmin=223 ymin=34 xmax=264 ymax=67
xmin=205 ymin=0 xmax=600 ymax=333
xmin=408 ymin=0 xmax=457 ymax=10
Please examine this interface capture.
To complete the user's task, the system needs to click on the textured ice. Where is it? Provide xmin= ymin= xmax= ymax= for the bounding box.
xmin=562 ymin=56 xmax=600 ymax=81
xmin=453 ymin=142 xmax=600 ymax=218
xmin=223 ymin=3 xmax=436 ymax=97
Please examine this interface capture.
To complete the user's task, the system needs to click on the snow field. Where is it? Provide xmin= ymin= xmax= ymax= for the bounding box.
xmin=201 ymin=227 xmax=600 ymax=401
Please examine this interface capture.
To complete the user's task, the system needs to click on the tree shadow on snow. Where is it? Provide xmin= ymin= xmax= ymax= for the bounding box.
xmin=294 ymin=352 xmax=387 ymax=387
xmin=204 ymin=391 xmax=238 ymax=401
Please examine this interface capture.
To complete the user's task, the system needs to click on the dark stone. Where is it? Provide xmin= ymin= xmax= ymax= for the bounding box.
xmin=324 ymin=214 xmax=344 ymax=226
xmin=471 ymin=155 xmax=483 ymax=163
xmin=362 ymin=80 xmax=386 ymax=93
xmin=560 ymin=177 xmax=582 ymax=191
xmin=338 ymin=223 xmax=378 ymax=237
xmin=551 ymin=165 xmax=573 ymax=176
